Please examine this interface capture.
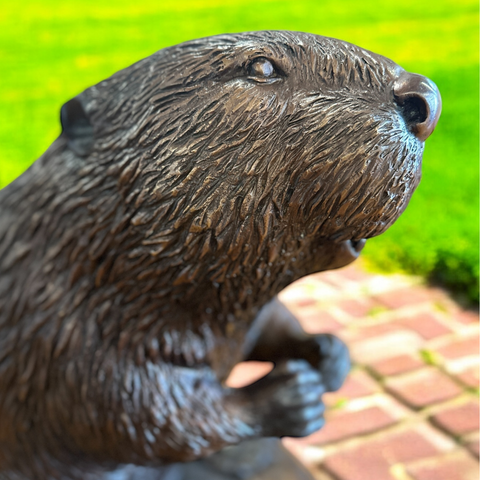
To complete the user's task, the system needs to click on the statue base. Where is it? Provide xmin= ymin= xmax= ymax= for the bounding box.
xmin=107 ymin=439 xmax=315 ymax=480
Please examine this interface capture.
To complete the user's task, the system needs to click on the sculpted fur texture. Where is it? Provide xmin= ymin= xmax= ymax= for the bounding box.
xmin=0 ymin=31 xmax=440 ymax=479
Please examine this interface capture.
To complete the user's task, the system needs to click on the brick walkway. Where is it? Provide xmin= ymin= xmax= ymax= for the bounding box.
xmin=227 ymin=261 xmax=479 ymax=480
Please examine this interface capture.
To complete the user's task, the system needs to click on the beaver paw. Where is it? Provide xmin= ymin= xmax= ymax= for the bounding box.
xmin=309 ymin=334 xmax=351 ymax=392
xmin=242 ymin=359 xmax=326 ymax=438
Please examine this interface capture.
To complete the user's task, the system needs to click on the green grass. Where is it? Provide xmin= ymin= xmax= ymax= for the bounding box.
xmin=0 ymin=0 xmax=478 ymax=302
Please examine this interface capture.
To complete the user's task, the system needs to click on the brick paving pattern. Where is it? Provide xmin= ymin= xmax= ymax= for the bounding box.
xmin=227 ymin=261 xmax=479 ymax=480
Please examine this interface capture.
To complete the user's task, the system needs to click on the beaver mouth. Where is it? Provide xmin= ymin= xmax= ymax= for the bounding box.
xmin=329 ymin=238 xmax=367 ymax=270
xmin=347 ymin=238 xmax=367 ymax=258
xmin=319 ymin=237 xmax=367 ymax=271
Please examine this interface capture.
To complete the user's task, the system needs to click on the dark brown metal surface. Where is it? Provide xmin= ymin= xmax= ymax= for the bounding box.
xmin=0 ymin=31 xmax=441 ymax=479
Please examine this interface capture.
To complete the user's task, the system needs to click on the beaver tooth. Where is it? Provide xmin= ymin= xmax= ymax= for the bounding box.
xmin=350 ymin=239 xmax=366 ymax=253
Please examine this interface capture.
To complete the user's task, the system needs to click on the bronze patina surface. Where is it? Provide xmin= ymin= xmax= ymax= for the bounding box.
xmin=0 ymin=31 xmax=441 ymax=479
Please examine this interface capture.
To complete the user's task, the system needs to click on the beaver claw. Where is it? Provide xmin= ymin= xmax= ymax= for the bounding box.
xmin=241 ymin=360 xmax=326 ymax=438
xmin=309 ymin=334 xmax=351 ymax=392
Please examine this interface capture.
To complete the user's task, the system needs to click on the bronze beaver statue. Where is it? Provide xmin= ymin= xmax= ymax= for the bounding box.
xmin=0 ymin=31 xmax=441 ymax=479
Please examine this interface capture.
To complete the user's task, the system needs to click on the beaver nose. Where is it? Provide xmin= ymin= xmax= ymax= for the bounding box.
xmin=393 ymin=72 xmax=442 ymax=141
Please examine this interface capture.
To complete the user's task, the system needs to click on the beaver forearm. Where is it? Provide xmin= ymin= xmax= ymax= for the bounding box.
xmin=120 ymin=366 xmax=259 ymax=463
xmin=133 ymin=361 xmax=327 ymax=460
xmin=0 ymin=365 xmax=255 ymax=475
xmin=243 ymin=297 xmax=310 ymax=362
xmin=0 ymin=361 xmax=325 ymax=476
xmin=71 ymin=362 xmax=326 ymax=467
xmin=84 ymin=365 xmax=259 ymax=464
xmin=244 ymin=298 xmax=350 ymax=392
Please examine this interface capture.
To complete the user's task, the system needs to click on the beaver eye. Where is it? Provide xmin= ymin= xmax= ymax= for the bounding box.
xmin=247 ymin=58 xmax=279 ymax=83
xmin=249 ymin=58 xmax=274 ymax=77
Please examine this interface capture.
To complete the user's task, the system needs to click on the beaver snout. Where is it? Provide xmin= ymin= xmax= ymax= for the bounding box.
xmin=393 ymin=71 xmax=442 ymax=142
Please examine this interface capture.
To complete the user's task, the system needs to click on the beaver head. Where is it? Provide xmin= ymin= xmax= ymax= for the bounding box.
xmin=0 ymin=31 xmax=441 ymax=476
xmin=59 ymin=31 xmax=440 ymax=283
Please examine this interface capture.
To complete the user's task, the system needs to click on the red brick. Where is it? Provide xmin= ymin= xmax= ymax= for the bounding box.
xmin=293 ymin=297 xmax=318 ymax=308
xmin=336 ymin=264 xmax=373 ymax=282
xmin=431 ymin=400 xmax=480 ymax=436
xmin=316 ymin=271 xmax=351 ymax=289
xmin=398 ymin=313 xmax=452 ymax=340
xmin=349 ymin=329 xmax=424 ymax=364
xmin=466 ymin=439 xmax=479 ymax=458
xmin=338 ymin=298 xmax=377 ymax=318
xmin=455 ymin=365 xmax=480 ymax=389
xmin=406 ymin=452 xmax=479 ymax=480
xmin=370 ymin=354 xmax=424 ymax=377
xmin=344 ymin=322 xmax=399 ymax=342
xmin=455 ymin=310 xmax=480 ymax=325
xmin=385 ymin=367 xmax=462 ymax=409
xmin=373 ymin=287 xmax=433 ymax=310
xmin=280 ymin=279 xmax=337 ymax=305
xmin=316 ymin=407 xmax=388 ymax=446
xmin=226 ymin=361 xmax=273 ymax=388
xmin=297 ymin=311 xmax=342 ymax=334
xmin=324 ymin=370 xmax=379 ymax=406
xmin=435 ymin=334 xmax=480 ymax=361
xmin=323 ymin=426 xmax=448 ymax=480
xmin=308 ymin=405 xmax=398 ymax=445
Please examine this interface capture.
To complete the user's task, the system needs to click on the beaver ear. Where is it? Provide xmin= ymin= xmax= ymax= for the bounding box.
xmin=60 ymin=97 xmax=94 ymax=157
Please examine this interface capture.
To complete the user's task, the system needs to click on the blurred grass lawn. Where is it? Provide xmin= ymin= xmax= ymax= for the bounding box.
xmin=0 ymin=0 xmax=478 ymax=301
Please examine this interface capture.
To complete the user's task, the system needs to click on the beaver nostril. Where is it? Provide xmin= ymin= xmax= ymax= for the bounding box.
xmin=395 ymin=95 xmax=428 ymax=125
xmin=393 ymin=71 xmax=442 ymax=142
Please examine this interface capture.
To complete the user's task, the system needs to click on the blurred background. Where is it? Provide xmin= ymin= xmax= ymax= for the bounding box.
xmin=0 ymin=0 xmax=478 ymax=303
